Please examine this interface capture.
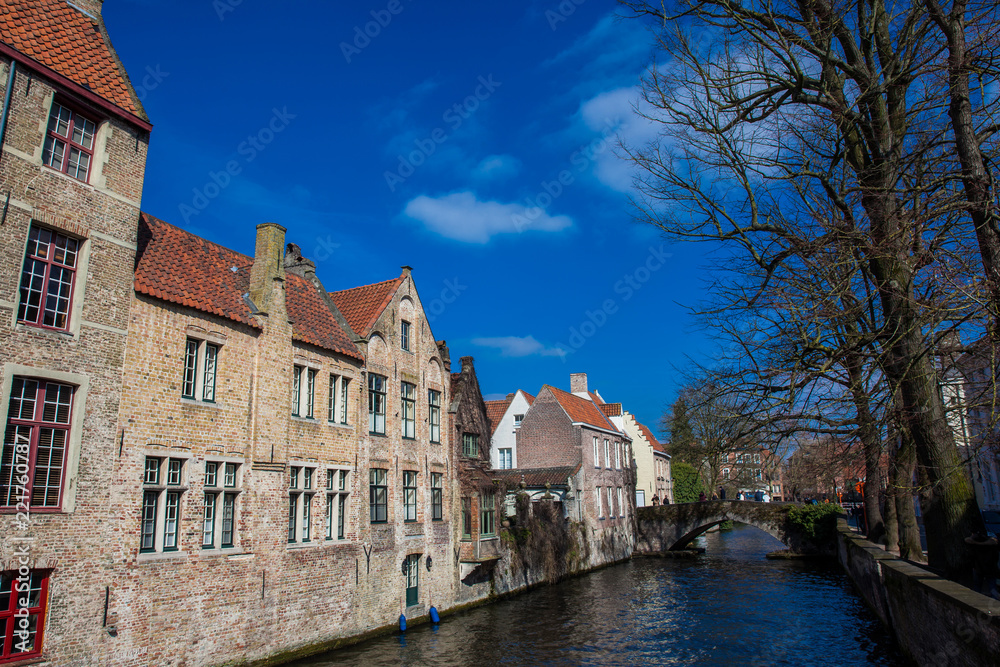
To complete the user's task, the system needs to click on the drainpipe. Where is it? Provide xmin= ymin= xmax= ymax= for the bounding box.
xmin=0 ymin=60 xmax=16 ymax=158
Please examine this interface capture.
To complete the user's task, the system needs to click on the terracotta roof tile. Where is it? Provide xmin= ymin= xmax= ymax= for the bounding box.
xmin=135 ymin=214 xmax=361 ymax=361
xmin=545 ymin=385 xmax=619 ymax=433
xmin=485 ymin=397 xmax=513 ymax=435
xmin=599 ymin=402 xmax=622 ymax=417
xmin=492 ymin=465 xmax=580 ymax=488
xmin=522 ymin=391 xmax=535 ymax=406
xmin=0 ymin=0 xmax=142 ymax=116
xmin=328 ymin=277 xmax=403 ymax=337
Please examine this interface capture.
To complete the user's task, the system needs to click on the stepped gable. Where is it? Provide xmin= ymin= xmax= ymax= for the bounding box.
xmin=328 ymin=276 xmax=404 ymax=337
xmin=135 ymin=213 xmax=362 ymax=360
xmin=0 ymin=0 xmax=145 ymax=118
xmin=545 ymin=385 xmax=619 ymax=432
xmin=636 ymin=421 xmax=666 ymax=453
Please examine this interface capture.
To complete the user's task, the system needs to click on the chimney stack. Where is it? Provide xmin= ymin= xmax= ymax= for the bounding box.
xmin=570 ymin=373 xmax=588 ymax=394
xmin=249 ymin=223 xmax=286 ymax=314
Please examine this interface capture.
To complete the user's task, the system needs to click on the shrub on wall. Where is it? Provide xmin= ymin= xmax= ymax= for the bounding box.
xmin=787 ymin=503 xmax=844 ymax=543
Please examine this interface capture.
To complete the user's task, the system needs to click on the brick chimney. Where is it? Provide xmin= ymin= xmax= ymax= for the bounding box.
xmin=249 ymin=223 xmax=286 ymax=314
xmin=570 ymin=373 xmax=588 ymax=394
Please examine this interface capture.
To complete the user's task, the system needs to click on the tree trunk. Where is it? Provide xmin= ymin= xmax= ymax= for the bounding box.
xmin=846 ymin=351 xmax=887 ymax=543
xmin=884 ymin=474 xmax=899 ymax=552
xmin=893 ymin=420 xmax=925 ymax=562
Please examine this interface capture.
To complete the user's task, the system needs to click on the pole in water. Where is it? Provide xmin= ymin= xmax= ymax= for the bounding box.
xmin=399 ymin=614 xmax=407 ymax=633
xmin=429 ymin=606 xmax=440 ymax=624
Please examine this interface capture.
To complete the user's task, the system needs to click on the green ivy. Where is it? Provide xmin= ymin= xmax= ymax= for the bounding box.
xmin=787 ymin=503 xmax=845 ymax=543
xmin=672 ymin=461 xmax=705 ymax=503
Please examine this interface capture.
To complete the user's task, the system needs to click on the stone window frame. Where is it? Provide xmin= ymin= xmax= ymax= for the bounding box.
xmin=139 ymin=453 xmax=190 ymax=555
xmin=402 ymin=470 xmax=418 ymax=523
xmin=368 ymin=373 xmax=387 ymax=435
xmin=596 ymin=485 xmax=603 ymax=519
xmin=369 ymin=467 xmax=389 ymax=524
xmin=400 ymin=319 xmax=411 ymax=351
xmin=593 ymin=436 xmax=600 ymax=468
xmin=428 ymin=389 xmax=441 ymax=443
xmin=42 ymin=98 xmax=99 ymax=183
xmin=327 ymin=373 xmax=352 ymax=426
xmin=430 ymin=472 xmax=443 ymax=521
xmin=0 ymin=364 xmax=88 ymax=515
xmin=401 ymin=381 xmax=416 ymax=440
xmin=287 ymin=463 xmax=318 ymax=547
xmin=325 ymin=466 xmax=352 ymax=541
xmin=479 ymin=490 xmax=496 ymax=538
xmin=201 ymin=456 xmax=244 ymax=554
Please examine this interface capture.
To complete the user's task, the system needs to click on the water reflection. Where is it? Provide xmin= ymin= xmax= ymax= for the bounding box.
xmin=292 ymin=525 xmax=905 ymax=666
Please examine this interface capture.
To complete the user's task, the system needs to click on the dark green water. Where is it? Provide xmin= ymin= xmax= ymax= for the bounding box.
xmin=291 ymin=525 xmax=907 ymax=666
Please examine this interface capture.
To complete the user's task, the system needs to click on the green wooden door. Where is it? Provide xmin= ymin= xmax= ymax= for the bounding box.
xmin=405 ymin=554 xmax=419 ymax=607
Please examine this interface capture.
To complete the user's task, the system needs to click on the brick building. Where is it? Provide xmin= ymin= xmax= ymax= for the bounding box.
xmin=514 ymin=374 xmax=635 ymax=566
xmin=0 ymin=1 xmax=151 ymax=664
xmin=328 ymin=266 xmax=454 ymax=623
xmin=447 ymin=356 xmax=502 ymax=599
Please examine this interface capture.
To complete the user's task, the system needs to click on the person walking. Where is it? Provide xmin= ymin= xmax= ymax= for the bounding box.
xmin=719 ymin=486 xmax=726 ymax=500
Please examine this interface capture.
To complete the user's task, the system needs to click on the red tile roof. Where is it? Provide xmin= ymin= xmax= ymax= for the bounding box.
xmin=599 ymin=402 xmax=622 ymax=417
xmin=636 ymin=421 xmax=667 ymax=454
xmin=522 ymin=390 xmax=536 ymax=406
xmin=329 ymin=277 xmax=403 ymax=337
xmin=485 ymin=397 xmax=513 ymax=435
xmin=588 ymin=391 xmax=605 ymax=405
xmin=0 ymin=0 xmax=144 ymax=118
xmin=135 ymin=214 xmax=361 ymax=360
xmin=545 ymin=385 xmax=619 ymax=433
xmin=492 ymin=465 xmax=580 ymax=488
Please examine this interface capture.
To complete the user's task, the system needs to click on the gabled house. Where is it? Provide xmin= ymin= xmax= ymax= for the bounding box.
xmin=515 ymin=376 xmax=635 ymax=566
xmin=113 ymin=218 xmax=368 ymax=664
xmin=329 ymin=266 xmax=453 ymax=620
xmin=0 ymin=2 xmax=151 ymax=664
xmin=447 ymin=356 xmax=502 ymax=598
xmin=485 ymin=389 xmax=535 ymax=470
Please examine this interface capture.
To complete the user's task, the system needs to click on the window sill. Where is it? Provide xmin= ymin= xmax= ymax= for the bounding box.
xmin=327 ymin=421 xmax=352 ymax=429
xmin=180 ymin=397 xmax=220 ymax=409
xmin=479 ymin=535 xmax=499 ymax=542
xmin=198 ymin=547 xmax=244 ymax=558
xmin=137 ymin=550 xmax=189 ymax=563
xmin=13 ymin=321 xmax=76 ymax=340
xmin=0 ymin=655 xmax=45 ymax=667
xmin=291 ymin=415 xmax=320 ymax=423
xmin=286 ymin=541 xmax=320 ymax=550
xmin=369 ymin=431 xmax=387 ymax=438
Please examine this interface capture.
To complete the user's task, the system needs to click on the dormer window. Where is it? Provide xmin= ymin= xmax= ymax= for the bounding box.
xmin=43 ymin=101 xmax=96 ymax=183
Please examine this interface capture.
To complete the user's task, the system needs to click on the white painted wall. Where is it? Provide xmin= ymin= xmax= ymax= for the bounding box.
xmin=489 ymin=390 xmax=533 ymax=469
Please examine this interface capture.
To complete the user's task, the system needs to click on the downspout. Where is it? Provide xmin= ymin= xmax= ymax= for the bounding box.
xmin=0 ymin=60 xmax=16 ymax=157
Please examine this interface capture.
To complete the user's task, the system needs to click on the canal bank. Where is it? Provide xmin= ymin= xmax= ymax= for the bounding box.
xmin=837 ymin=519 xmax=1000 ymax=666
xmin=285 ymin=525 xmax=906 ymax=666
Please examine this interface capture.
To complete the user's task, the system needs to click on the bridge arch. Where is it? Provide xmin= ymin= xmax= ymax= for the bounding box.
xmin=634 ymin=500 xmax=819 ymax=554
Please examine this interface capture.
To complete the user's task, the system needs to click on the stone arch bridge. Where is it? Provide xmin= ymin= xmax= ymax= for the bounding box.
xmin=635 ymin=501 xmax=831 ymax=555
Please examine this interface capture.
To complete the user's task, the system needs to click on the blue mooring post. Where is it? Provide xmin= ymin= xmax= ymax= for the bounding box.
xmin=429 ymin=606 xmax=440 ymax=623
xmin=399 ymin=614 xmax=407 ymax=633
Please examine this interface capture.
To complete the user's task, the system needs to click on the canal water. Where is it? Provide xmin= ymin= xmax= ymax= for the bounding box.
xmin=291 ymin=525 xmax=907 ymax=666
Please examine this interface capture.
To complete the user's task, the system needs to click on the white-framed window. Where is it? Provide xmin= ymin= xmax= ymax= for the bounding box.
xmin=514 ymin=413 xmax=524 ymax=427
xmin=428 ymin=389 xmax=441 ymax=443
xmin=202 ymin=460 xmax=242 ymax=549
xmin=615 ymin=441 xmax=621 ymax=469
xmin=182 ymin=338 xmax=219 ymax=402
xmin=593 ymin=437 xmax=600 ymax=467
xmin=292 ymin=366 xmax=317 ymax=418
xmin=368 ymin=374 xmax=386 ymax=434
xmin=607 ymin=487 xmax=615 ymax=518
xmin=326 ymin=468 xmax=351 ymax=540
xmin=328 ymin=374 xmax=351 ymax=425
xmin=499 ymin=448 xmax=512 ymax=469
xmin=288 ymin=465 xmax=317 ymax=544
xmin=431 ymin=472 xmax=443 ymax=520
xmin=604 ymin=439 xmax=610 ymax=468
xmin=140 ymin=456 xmax=187 ymax=553
xmin=401 ymin=320 xmax=411 ymax=351
xmin=723 ymin=468 xmax=730 ymax=480
xmin=596 ymin=485 xmax=603 ymax=519
xmin=403 ymin=470 xmax=418 ymax=522
xmin=617 ymin=486 xmax=624 ymax=517
xmin=401 ymin=381 xmax=416 ymax=439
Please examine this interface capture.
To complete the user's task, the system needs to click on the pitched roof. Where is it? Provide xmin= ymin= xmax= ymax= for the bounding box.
xmin=599 ymin=402 xmax=622 ymax=417
xmin=545 ymin=385 xmax=619 ymax=433
xmin=0 ymin=0 xmax=144 ymax=119
xmin=521 ymin=390 xmax=536 ymax=405
xmin=485 ymin=397 xmax=513 ymax=435
xmin=328 ymin=277 xmax=403 ymax=338
xmin=636 ymin=421 xmax=668 ymax=454
xmin=135 ymin=213 xmax=362 ymax=360
xmin=492 ymin=465 xmax=580 ymax=488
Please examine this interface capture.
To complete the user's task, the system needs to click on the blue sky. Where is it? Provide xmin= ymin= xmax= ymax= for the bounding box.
xmin=107 ymin=0 xmax=713 ymax=434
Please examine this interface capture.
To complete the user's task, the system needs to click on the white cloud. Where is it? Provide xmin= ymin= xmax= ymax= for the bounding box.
xmin=471 ymin=335 xmax=567 ymax=359
xmin=577 ymin=87 xmax=660 ymax=193
xmin=402 ymin=191 xmax=572 ymax=243
xmin=471 ymin=154 xmax=521 ymax=180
